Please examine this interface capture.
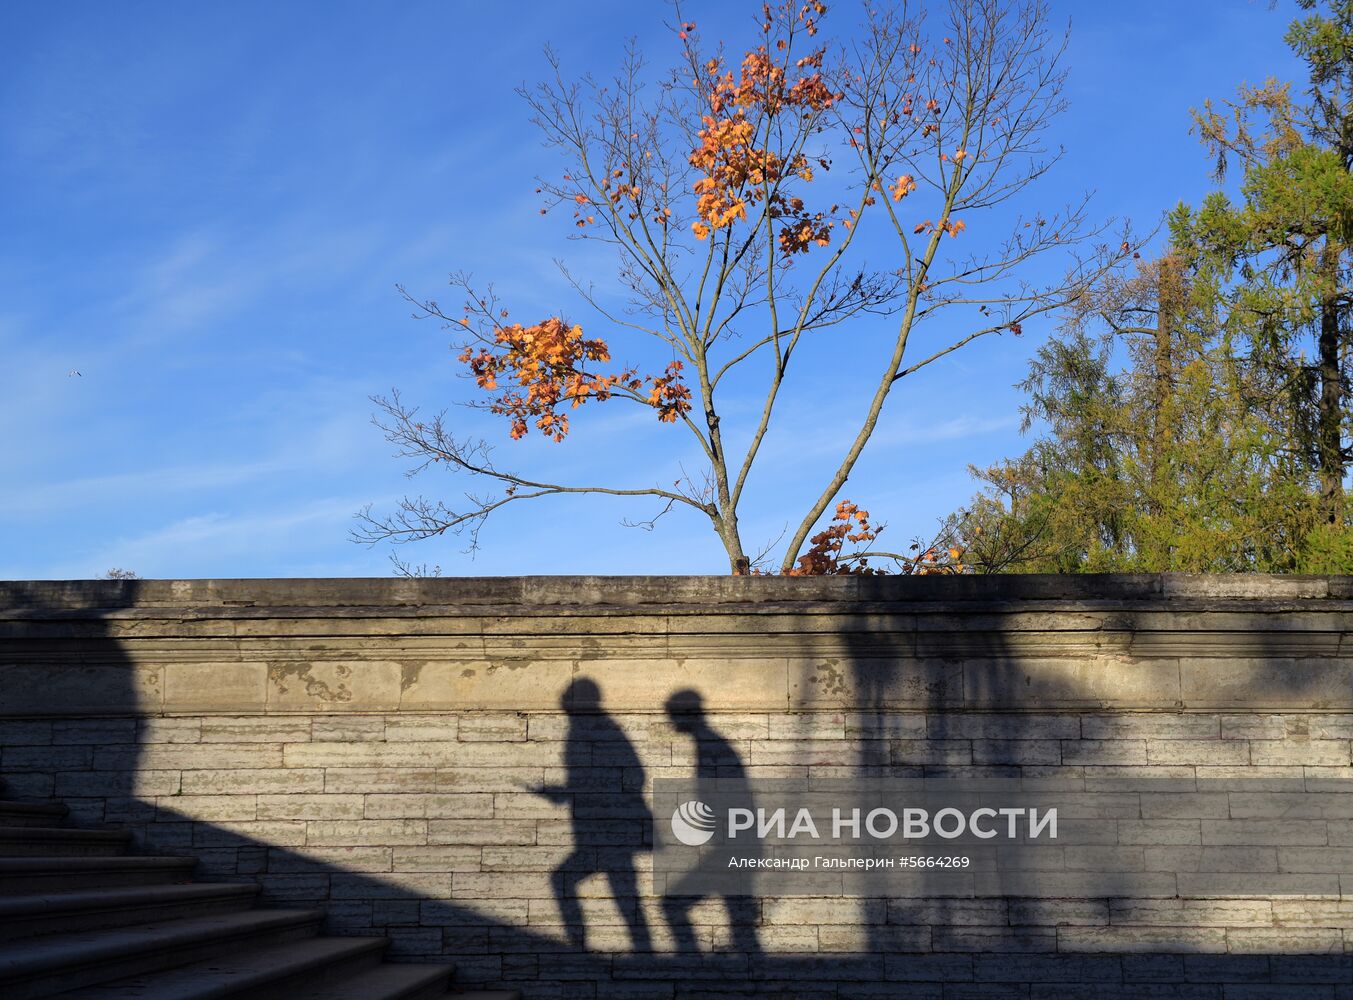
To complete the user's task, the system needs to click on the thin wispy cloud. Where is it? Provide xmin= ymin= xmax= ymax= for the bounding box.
xmin=36 ymin=496 xmax=387 ymax=581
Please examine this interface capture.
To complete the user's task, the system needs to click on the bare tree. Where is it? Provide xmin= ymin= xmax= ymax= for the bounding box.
xmin=357 ymin=0 xmax=1133 ymax=573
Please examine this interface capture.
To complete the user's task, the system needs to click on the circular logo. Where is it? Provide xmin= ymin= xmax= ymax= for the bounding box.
xmin=670 ymin=800 xmax=716 ymax=846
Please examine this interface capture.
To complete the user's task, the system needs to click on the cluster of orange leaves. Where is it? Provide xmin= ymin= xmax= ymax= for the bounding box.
xmin=785 ymin=500 xmax=885 ymax=575
xmin=687 ymin=4 xmax=841 ymax=255
xmin=459 ymin=317 xmax=692 ymax=442
xmin=765 ymin=499 xmax=966 ymax=576
xmin=597 ymin=167 xmax=674 ymax=229
xmin=910 ymin=545 xmax=966 ymax=575
xmin=913 ymin=218 xmax=967 ymax=238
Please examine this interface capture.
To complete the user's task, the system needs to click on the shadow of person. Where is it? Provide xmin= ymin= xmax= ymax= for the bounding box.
xmin=661 ymin=689 xmax=762 ymax=957
xmin=533 ymin=677 xmax=652 ymax=953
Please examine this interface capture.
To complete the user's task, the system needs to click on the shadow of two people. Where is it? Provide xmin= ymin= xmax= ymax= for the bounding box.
xmin=532 ymin=679 xmax=760 ymax=956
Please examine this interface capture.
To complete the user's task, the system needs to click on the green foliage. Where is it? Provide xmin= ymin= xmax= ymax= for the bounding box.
xmin=944 ymin=1 xmax=1352 ymax=574
xmin=1297 ymin=522 xmax=1353 ymax=572
xmin=947 ymin=249 xmax=1324 ymax=573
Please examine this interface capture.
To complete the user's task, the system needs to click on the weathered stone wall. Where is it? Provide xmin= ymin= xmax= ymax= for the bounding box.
xmin=2 ymin=576 xmax=1352 ymax=997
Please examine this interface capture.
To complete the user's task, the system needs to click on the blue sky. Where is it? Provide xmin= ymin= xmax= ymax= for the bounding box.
xmin=0 ymin=1 xmax=1305 ymax=579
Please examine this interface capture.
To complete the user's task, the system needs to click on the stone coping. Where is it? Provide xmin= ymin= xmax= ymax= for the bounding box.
xmin=1 ymin=574 xmax=1351 ymax=614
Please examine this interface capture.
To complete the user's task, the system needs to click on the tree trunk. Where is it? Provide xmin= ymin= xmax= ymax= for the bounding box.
xmin=1317 ymin=247 xmax=1345 ymax=524
xmin=1146 ymin=253 xmax=1183 ymax=567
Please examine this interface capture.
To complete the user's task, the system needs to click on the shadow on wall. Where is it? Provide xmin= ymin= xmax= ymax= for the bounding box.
xmin=1 ymin=580 xmax=1352 ymax=997
xmin=534 ymin=677 xmax=652 ymax=954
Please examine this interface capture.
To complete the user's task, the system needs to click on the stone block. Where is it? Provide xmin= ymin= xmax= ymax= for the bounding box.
xmin=768 ymin=713 xmax=846 ymax=740
xmin=1118 ymin=820 xmax=1202 ymax=845
xmin=364 ymin=793 xmax=494 ymax=819
xmin=1059 ymin=926 xmax=1228 ymax=953
xmin=283 ymin=742 xmax=445 ymax=768
xmin=52 ymin=718 xmax=137 ymax=744
xmin=384 ymin=716 xmax=458 ymax=741
xmin=391 ymin=846 xmax=483 ymax=872
xmin=257 ymin=794 xmax=366 ymax=820
xmin=56 ymin=769 xmax=179 ymax=797
xmin=1225 ymin=927 xmax=1344 ymax=953
xmin=139 ymin=718 xmax=202 ymax=743
xmin=182 ymin=768 xmax=324 ymax=795
xmin=105 ymin=745 xmax=284 ymax=771
xmin=1082 ymin=714 xmax=1220 ymax=740
xmin=1222 ymin=715 xmax=1290 ymax=740
xmin=594 ymin=657 xmax=790 ymax=712
xmin=1182 ymin=659 xmax=1353 ymax=710
xmin=971 ymin=740 xmax=1062 ymax=765
xmin=1249 ymin=740 xmax=1351 ymax=767
xmin=1139 ymin=793 xmax=1231 ymax=820
xmin=1201 ymin=820 xmax=1329 ymax=846
xmin=268 ymin=846 xmax=394 ymax=872
xmin=311 ymin=716 xmax=386 ymax=741
xmin=267 ymin=660 xmax=402 ymax=712
xmin=163 ymin=662 xmax=265 ymax=713
xmin=1062 ymin=740 xmax=1148 ymax=765
xmin=198 ymin=717 xmax=312 ymax=742
xmin=930 ymin=714 xmax=1080 ymax=740
xmin=306 ymin=819 xmax=429 ymax=846
xmin=1147 ymin=740 xmax=1251 ymax=766
xmin=458 ymin=713 xmax=528 ymax=741
xmin=192 ymin=819 xmax=308 ymax=847
xmin=330 ymin=871 xmax=455 ymax=899
xmin=789 ymin=658 xmax=961 ymax=711
xmin=1109 ymin=899 xmax=1273 ymax=927
xmin=966 ymin=657 xmax=1181 ymax=710
xmin=0 ymin=661 xmax=162 ymax=716
xmin=158 ymin=794 xmax=258 ymax=821
xmin=322 ymin=768 xmax=442 ymax=793
xmin=1144 ymin=846 xmax=1277 ymax=873
xmin=428 ymin=819 xmax=536 ymax=845
xmin=400 ymin=659 xmax=573 ymax=711
xmin=0 ymin=720 xmax=52 ymax=745
xmin=2 ymin=745 xmax=93 ymax=770
xmin=1196 ymin=766 xmax=1306 ymax=791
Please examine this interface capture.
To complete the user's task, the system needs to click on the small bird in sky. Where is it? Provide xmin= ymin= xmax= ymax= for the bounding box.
xmin=67 ymin=370 xmax=81 ymax=377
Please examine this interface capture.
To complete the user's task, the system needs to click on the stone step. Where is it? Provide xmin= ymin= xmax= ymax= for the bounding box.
xmin=286 ymin=962 xmax=459 ymax=1000
xmin=0 ymin=856 xmax=197 ymax=894
xmin=0 ymin=826 xmax=130 ymax=857
xmin=0 ymin=907 xmax=325 ymax=999
xmin=0 ymin=882 xmax=260 ymax=941
xmin=54 ymin=933 xmax=393 ymax=999
xmin=0 ymin=801 xmax=69 ymax=828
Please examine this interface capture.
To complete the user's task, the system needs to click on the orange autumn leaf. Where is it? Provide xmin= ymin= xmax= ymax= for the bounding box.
xmin=687 ymin=33 xmax=841 ymax=253
xmin=890 ymin=174 xmax=917 ymax=201
xmin=457 ymin=317 xmax=692 ymax=441
xmin=785 ymin=499 xmax=885 ymax=576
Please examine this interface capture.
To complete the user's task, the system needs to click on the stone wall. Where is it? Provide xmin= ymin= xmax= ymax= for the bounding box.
xmin=2 ymin=576 xmax=1352 ymax=997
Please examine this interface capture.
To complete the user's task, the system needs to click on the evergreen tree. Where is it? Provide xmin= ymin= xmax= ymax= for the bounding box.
xmin=1190 ymin=0 xmax=1353 ymax=525
xmin=946 ymin=1 xmax=1353 ymax=573
xmin=949 ymin=238 xmax=1321 ymax=573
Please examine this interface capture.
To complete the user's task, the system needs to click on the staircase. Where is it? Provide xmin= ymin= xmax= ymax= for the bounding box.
xmin=0 ymin=786 xmax=519 ymax=999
